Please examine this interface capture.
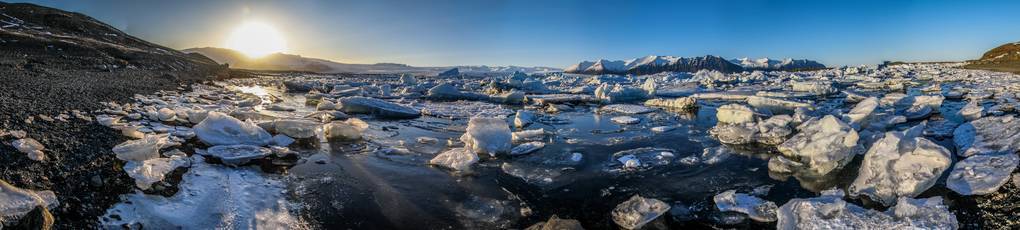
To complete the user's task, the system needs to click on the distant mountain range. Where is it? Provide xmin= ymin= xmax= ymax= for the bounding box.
xmin=563 ymin=55 xmax=826 ymax=75
xmin=183 ymin=47 xmax=559 ymax=74
xmin=964 ymin=41 xmax=1020 ymax=73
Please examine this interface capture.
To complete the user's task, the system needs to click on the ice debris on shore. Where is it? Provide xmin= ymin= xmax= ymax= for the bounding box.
xmin=11 ymin=138 xmax=46 ymax=161
xmin=947 ymin=153 xmax=1019 ymax=195
xmin=0 ymin=180 xmax=58 ymax=225
xmin=777 ymin=189 xmax=957 ymax=229
xmin=713 ymin=190 xmax=778 ymax=222
xmin=193 ymin=112 xmax=272 ymax=146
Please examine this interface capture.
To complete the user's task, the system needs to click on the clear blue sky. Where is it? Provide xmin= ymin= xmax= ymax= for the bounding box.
xmin=13 ymin=0 xmax=1020 ymax=67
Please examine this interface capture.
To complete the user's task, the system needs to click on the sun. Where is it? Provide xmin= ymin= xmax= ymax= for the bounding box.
xmin=225 ymin=21 xmax=287 ymax=58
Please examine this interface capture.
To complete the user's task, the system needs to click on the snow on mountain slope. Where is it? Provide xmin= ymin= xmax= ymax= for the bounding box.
xmin=564 ymin=55 xmax=745 ymax=75
xmin=729 ymin=57 xmax=826 ymax=70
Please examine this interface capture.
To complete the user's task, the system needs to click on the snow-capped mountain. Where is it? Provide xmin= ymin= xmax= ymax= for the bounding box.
xmin=729 ymin=57 xmax=826 ymax=71
xmin=564 ymin=55 xmax=744 ymax=75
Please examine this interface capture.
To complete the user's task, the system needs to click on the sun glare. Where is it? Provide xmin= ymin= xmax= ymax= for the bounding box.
xmin=225 ymin=21 xmax=287 ymax=58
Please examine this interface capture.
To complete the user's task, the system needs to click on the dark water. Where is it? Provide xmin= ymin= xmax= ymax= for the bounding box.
xmin=239 ymin=84 xmax=983 ymax=229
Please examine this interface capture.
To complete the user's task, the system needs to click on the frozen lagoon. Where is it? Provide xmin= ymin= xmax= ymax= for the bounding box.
xmin=79 ymin=63 xmax=1020 ymax=229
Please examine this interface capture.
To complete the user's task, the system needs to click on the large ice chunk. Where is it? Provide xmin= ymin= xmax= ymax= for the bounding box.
xmin=192 ymin=112 xmax=272 ymax=146
xmin=600 ymin=104 xmax=655 ymax=114
xmin=337 ymin=96 xmax=420 ymax=119
xmin=644 ymin=97 xmax=698 ymax=111
xmin=268 ymin=119 xmax=320 ymax=139
xmin=594 ymin=83 xmax=649 ymax=103
xmin=953 ymin=115 xmax=1020 ymax=157
xmin=777 ymin=115 xmax=862 ymax=175
xmin=112 ymin=134 xmax=171 ymax=161
xmin=713 ymin=190 xmax=778 ymax=222
xmin=429 ymin=147 xmax=479 ymax=172
xmin=849 ymin=124 xmax=952 ymax=205
xmin=611 ymin=195 xmax=670 ymax=230
xmin=716 ymin=104 xmax=757 ymax=124
xmin=460 ymin=117 xmax=512 ymax=156
xmin=947 ymin=153 xmax=1019 ymax=195
xmin=514 ymin=110 xmax=535 ymax=128
xmin=844 ymin=97 xmax=879 ymax=130
xmin=323 ymin=118 xmax=370 ymax=141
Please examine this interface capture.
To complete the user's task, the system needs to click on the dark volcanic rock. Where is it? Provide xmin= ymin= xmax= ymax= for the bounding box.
xmin=0 ymin=2 xmax=233 ymax=229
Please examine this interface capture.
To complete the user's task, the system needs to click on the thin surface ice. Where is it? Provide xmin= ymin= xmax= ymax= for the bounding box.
xmin=947 ymin=153 xmax=1020 ymax=195
xmin=510 ymin=141 xmax=546 ymax=156
xmin=713 ymin=190 xmax=778 ymax=222
xmin=600 ymin=104 xmax=656 ymax=114
xmin=201 ymin=145 xmax=273 ymax=166
xmin=192 ymin=112 xmax=272 ymax=146
xmin=849 ymin=124 xmax=952 ymax=205
xmin=102 ymin=156 xmax=306 ymax=229
xmin=611 ymin=195 xmax=670 ymax=230
xmin=124 ymin=155 xmax=191 ymax=189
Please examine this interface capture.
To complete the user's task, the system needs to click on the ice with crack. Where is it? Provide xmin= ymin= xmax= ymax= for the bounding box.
xmin=746 ymin=96 xmax=812 ymax=114
xmin=953 ymin=115 xmax=1020 ymax=157
xmin=849 ymin=124 xmax=952 ymax=206
xmin=337 ymin=96 xmax=420 ymax=119
xmin=777 ymin=115 xmax=863 ymax=175
xmin=713 ymin=190 xmax=778 ymax=222
xmin=947 ymin=153 xmax=1019 ymax=195
xmin=460 ymin=117 xmax=512 ymax=156
xmin=124 ymin=155 xmax=190 ymax=189
xmin=102 ymin=156 xmax=305 ymax=229
xmin=192 ymin=112 xmax=272 ymax=146
xmin=776 ymin=189 xmax=957 ymax=229
xmin=611 ymin=195 xmax=670 ymax=230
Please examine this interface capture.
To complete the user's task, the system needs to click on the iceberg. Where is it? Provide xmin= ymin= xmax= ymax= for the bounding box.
xmin=777 ymin=189 xmax=958 ymax=229
xmin=322 ymin=118 xmax=370 ymax=141
xmin=716 ymin=104 xmax=757 ymax=124
xmin=644 ymin=97 xmax=698 ymax=110
xmin=429 ymin=147 xmax=479 ymax=172
xmin=849 ymin=124 xmax=952 ymax=205
xmin=192 ymin=112 xmax=272 ymax=146
xmin=777 ymin=115 xmax=862 ymax=175
xmin=460 ymin=117 xmax=512 ymax=156
xmin=337 ymin=96 xmax=420 ymax=119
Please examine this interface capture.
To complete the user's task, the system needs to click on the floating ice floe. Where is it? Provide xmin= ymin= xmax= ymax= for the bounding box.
xmin=264 ymin=119 xmax=320 ymax=139
xmin=420 ymin=101 xmax=514 ymax=119
xmin=124 ymin=155 xmax=191 ymax=189
xmin=460 ymin=117 xmax=512 ymax=156
xmin=715 ymin=104 xmax=757 ymax=124
xmin=711 ymin=115 xmax=793 ymax=145
xmin=192 ymin=112 xmax=272 ymax=146
xmin=790 ymin=81 xmax=837 ymax=95
xmin=112 ymin=134 xmax=171 ymax=161
xmin=777 ymin=115 xmax=862 ymax=175
xmin=849 ymin=124 xmax=952 ymax=206
xmin=600 ymin=104 xmax=655 ymax=114
xmin=611 ymin=116 xmax=641 ymax=125
xmin=322 ymin=118 xmax=369 ymax=141
xmin=611 ymin=195 xmax=670 ymax=230
xmin=514 ymin=110 xmax=535 ymax=128
xmin=337 ymin=96 xmax=420 ymax=119
xmin=594 ymin=83 xmax=649 ymax=103
xmin=11 ymin=138 xmax=46 ymax=161
xmin=844 ymin=97 xmax=879 ymax=130
xmin=746 ymin=96 xmax=812 ymax=114
xmin=102 ymin=156 xmax=305 ymax=229
xmin=947 ymin=153 xmax=1019 ymax=195
xmin=428 ymin=83 xmax=487 ymax=101
xmin=510 ymin=141 xmax=546 ymax=156
xmin=959 ymin=101 xmax=984 ymax=121
xmin=644 ymin=97 xmax=698 ymax=111
xmin=429 ymin=147 xmax=479 ymax=172
xmin=609 ymin=147 xmax=676 ymax=172
xmin=512 ymin=129 xmax=547 ymax=143
xmin=953 ymin=115 xmax=1020 ymax=157
xmin=0 ymin=180 xmax=58 ymax=225
xmin=500 ymin=151 xmax=584 ymax=186
xmin=776 ymin=189 xmax=957 ymax=230
xmin=713 ymin=190 xmax=778 ymax=222
xmin=201 ymin=145 xmax=272 ymax=166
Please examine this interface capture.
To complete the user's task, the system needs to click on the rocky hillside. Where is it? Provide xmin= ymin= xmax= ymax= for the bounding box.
xmin=185 ymin=47 xmax=560 ymax=74
xmin=729 ymin=57 xmax=827 ymax=71
xmin=965 ymin=41 xmax=1020 ymax=73
xmin=0 ymin=2 xmax=230 ymax=228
